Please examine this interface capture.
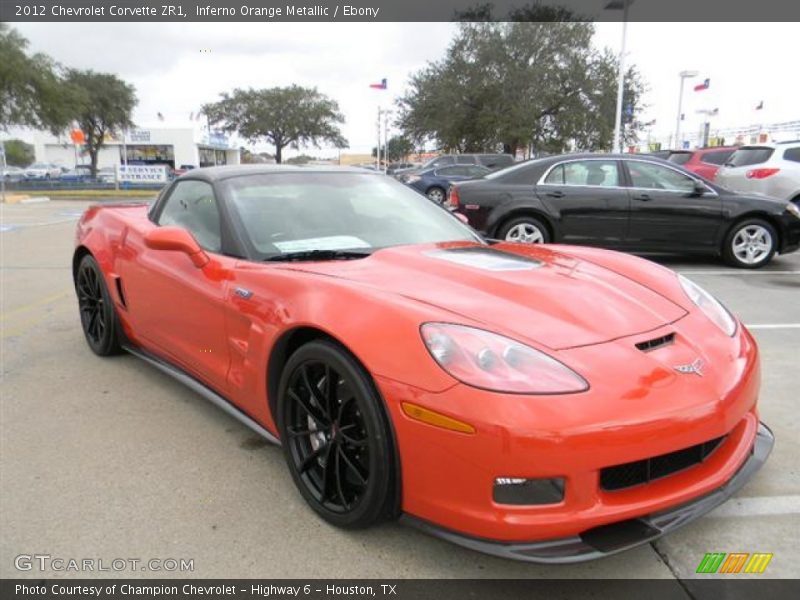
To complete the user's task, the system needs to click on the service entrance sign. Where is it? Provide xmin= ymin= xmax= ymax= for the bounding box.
xmin=117 ymin=164 xmax=168 ymax=183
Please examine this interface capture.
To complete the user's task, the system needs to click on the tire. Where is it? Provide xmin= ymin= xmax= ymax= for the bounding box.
xmin=277 ymin=340 xmax=396 ymax=529
xmin=426 ymin=186 xmax=446 ymax=204
xmin=75 ymin=255 xmax=123 ymax=356
xmin=722 ymin=218 xmax=778 ymax=269
xmin=497 ymin=215 xmax=550 ymax=244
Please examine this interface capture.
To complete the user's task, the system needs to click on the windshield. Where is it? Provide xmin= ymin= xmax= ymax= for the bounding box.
xmin=222 ymin=172 xmax=482 ymax=258
xmin=726 ymin=147 xmax=774 ymax=167
xmin=667 ymin=152 xmax=692 ymax=165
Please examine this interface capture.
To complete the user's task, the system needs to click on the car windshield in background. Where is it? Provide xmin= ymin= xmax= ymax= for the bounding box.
xmin=701 ymin=150 xmax=735 ymax=165
xmin=222 ymin=172 xmax=482 ymax=258
xmin=726 ymin=147 xmax=774 ymax=167
xmin=667 ymin=152 xmax=692 ymax=165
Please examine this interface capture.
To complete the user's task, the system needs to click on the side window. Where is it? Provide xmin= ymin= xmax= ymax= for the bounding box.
xmin=628 ymin=162 xmax=696 ymax=193
xmin=562 ymin=161 xmax=620 ymax=187
xmin=434 ymin=166 xmax=461 ymax=176
xmin=543 ymin=164 xmax=565 ymax=184
xmin=158 ymin=180 xmax=222 ymax=252
xmin=467 ymin=166 xmax=489 ymax=177
xmin=783 ymin=147 xmax=800 ymax=163
xmin=455 ymin=155 xmax=476 ymax=165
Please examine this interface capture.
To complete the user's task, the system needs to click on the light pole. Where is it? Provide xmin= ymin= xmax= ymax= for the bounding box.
xmin=605 ymin=0 xmax=633 ymax=154
xmin=674 ymin=70 xmax=699 ymax=150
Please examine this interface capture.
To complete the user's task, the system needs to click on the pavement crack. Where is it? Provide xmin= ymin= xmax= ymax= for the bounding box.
xmin=651 ymin=541 xmax=697 ymax=600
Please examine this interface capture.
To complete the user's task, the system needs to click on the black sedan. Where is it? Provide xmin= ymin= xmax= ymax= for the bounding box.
xmin=449 ymin=153 xmax=800 ymax=268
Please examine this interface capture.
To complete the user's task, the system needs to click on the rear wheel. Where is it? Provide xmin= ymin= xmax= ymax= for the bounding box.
xmin=75 ymin=255 xmax=123 ymax=355
xmin=426 ymin=186 xmax=446 ymax=204
xmin=722 ymin=219 xmax=777 ymax=268
xmin=277 ymin=340 xmax=396 ymax=529
xmin=498 ymin=215 xmax=550 ymax=244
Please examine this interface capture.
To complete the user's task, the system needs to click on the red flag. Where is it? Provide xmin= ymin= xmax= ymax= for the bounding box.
xmin=369 ymin=78 xmax=387 ymax=90
xmin=694 ymin=78 xmax=710 ymax=92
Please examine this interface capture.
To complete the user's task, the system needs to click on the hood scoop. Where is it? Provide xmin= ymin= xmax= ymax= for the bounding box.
xmin=424 ymin=247 xmax=543 ymax=271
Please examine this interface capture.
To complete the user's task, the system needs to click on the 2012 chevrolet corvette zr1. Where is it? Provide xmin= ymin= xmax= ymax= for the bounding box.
xmin=73 ymin=165 xmax=773 ymax=563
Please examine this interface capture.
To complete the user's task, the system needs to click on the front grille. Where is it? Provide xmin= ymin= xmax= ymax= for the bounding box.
xmin=635 ymin=333 xmax=675 ymax=352
xmin=600 ymin=436 xmax=725 ymax=491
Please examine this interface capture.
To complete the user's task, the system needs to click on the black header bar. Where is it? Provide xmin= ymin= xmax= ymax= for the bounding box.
xmin=1 ymin=0 xmax=799 ymax=22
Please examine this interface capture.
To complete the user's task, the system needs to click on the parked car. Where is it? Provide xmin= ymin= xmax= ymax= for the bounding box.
xmin=73 ymin=164 xmax=772 ymax=563
xmin=666 ymin=147 xmax=737 ymax=180
xmin=24 ymin=163 xmax=62 ymax=180
xmin=716 ymin=142 xmax=800 ymax=206
xmin=449 ymin=153 xmax=800 ymax=268
xmin=97 ymin=167 xmax=116 ymax=184
xmin=173 ymin=164 xmax=197 ymax=177
xmin=643 ymin=150 xmax=673 ymax=160
xmin=2 ymin=165 xmax=25 ymax=182
xmin=420 ymin=153 xmax=514 ymax=171
xmin=386 ymin=162 xmax=420 ymax=176
xmin=60 ymin=165 xmax=94 ymax=183
xmin=402 ymin=164 xmax=491 ymax=203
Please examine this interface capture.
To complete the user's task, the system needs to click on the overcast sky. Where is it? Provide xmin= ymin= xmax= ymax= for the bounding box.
xmin=10 ymin=21 xmax=800 ymax=157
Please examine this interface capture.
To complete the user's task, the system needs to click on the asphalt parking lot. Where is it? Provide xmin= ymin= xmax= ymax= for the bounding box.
xmin=1 ymin=198 xmax=798 ymax=581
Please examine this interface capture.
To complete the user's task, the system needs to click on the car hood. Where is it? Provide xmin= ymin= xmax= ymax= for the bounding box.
xmin=285 ymin=242 xmax=688 ymax=350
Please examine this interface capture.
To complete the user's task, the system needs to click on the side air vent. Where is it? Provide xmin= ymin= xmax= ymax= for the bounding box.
xmin=114 ymin=276 xmax=128 ymax=309
xmin=635 ymin=333 xmax=675 ymax=352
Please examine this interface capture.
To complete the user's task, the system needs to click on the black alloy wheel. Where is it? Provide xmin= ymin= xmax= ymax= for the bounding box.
xmin=277 ymin=340 xmax=396 ymax=529
xmin=76 ymin=255 xmax=122 ymax=356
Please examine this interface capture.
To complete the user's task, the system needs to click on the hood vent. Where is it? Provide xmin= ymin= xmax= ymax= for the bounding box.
xmin=635 ymin=333 xmax=675 ymax=352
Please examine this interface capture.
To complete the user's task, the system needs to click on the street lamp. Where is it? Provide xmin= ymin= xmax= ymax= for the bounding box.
xmin=674 ymin=70 xmax=699 ymax=150
xmin=605 ymin=0 xmax=633 ymax=154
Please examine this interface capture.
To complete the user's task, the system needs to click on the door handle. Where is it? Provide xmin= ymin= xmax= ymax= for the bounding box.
xmin=633 ymin=193 xmax=652 ymax=201
xmin=546 ymin=190 xmax=564 ymax=198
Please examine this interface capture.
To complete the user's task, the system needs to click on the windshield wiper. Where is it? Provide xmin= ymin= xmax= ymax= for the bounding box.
xmin=265 ymin=249 xmax=372 ymax=262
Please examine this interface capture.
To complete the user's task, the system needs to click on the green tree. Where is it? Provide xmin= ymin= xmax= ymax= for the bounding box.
xmin=2 ymin=139 xmax=34 ymax=166
xmin=396 ymin=22 xmax=646 ymax=156
xmin=203 ymin=86 xmax=347 ymax=164
xmin=0 ymin=24 xmax=74 ymax=133
xmin=372 ymin=136 xmax=415 ymax=162
xmin=64 ymin=69 xmax=137 ymax=177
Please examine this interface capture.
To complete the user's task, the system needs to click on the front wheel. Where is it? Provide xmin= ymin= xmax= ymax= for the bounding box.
xmin=498 ymin=215 xmax=550 ymax=244
xmin=75 ymin=255 xmax=123 ymax=355
xmin=277 ymin=340 xmax=396 ymax=529
xmin=722 ymin=219 xmax=777 ymax=268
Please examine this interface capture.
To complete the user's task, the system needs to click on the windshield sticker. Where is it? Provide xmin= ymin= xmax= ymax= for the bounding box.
xmin=425 ymin=248 xmax=542 ymax=271
xmin=274 ymin=236 xmax=371 ymax=253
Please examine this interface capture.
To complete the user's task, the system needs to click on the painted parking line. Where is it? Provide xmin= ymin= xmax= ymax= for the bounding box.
xmin=708 ymin=495 xmax=800 ymax=518
xmin=679 ymin=270 xmax=800 ymax=275
xmin=745 ymin=324 xmax=800 ymax=330
xmin=0 ymin=288 xmax=72 ymax=322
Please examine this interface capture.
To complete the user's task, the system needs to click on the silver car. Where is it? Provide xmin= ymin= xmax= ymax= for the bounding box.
xmin=24 ymin=162 xmax=62 ymax=180
xmin=716 ymin=141 xmax=800 ymax=205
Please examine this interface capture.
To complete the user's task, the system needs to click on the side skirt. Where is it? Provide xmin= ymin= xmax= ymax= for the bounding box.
xmin=122 ymin=344 xmax=281 ymax=446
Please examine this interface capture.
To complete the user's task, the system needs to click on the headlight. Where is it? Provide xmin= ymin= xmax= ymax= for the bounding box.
xmin=678 ymin=275 xmax=737 ymax=336
xmin=420 ymin=323 xmax=588 ymax=394
xmin=786 ymin=202 xmax=800 ymax=219
xmin=405 ymin=175 xmax=421 ymax=184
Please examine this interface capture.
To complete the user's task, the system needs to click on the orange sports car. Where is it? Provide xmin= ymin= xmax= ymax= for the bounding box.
xmin=73 ymin=165 xmax=773 ymax=562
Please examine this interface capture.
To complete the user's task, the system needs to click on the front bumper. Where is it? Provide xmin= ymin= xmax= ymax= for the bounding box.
xmin=402 ymin=422 xmax=773 ymax=563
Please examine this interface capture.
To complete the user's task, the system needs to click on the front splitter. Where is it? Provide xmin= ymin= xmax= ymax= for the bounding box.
xmin=401 ymin=422 xmax=774 ymax=564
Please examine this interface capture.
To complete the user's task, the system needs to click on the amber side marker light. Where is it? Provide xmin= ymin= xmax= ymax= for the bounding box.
xmin=401 ymin=402 xmax=476 ymax=434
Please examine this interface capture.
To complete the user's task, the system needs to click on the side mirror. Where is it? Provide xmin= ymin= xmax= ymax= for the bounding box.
xmin=692 ymin=180 xmax=707 ymax=196
xmin=144 ymin=227 xmax=209 ymax=268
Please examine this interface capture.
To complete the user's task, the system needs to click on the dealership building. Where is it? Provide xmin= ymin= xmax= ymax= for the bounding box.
xmin=31 ymin=125 xmax=241 ymax=171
